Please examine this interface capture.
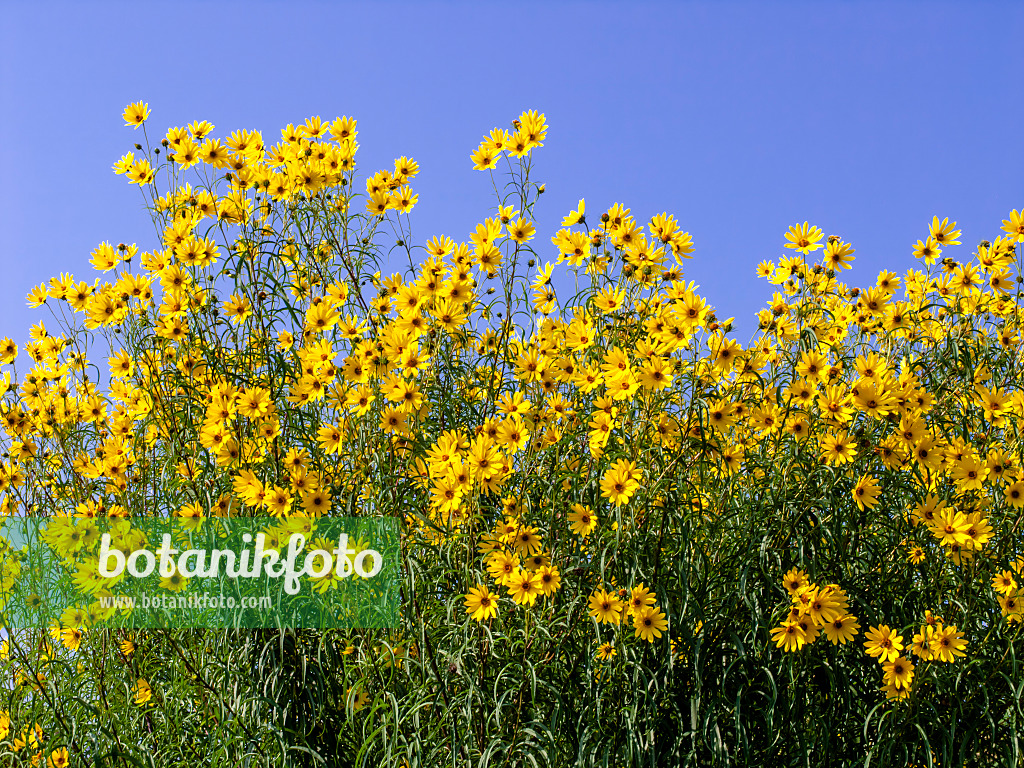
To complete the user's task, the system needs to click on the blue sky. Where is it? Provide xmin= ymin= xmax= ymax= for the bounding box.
xmin=1 ymin=1 xmax=1021 ymax=344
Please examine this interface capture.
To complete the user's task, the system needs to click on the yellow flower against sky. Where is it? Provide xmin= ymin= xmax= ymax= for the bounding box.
xmin=0 ymin=98 xmax=1019 ymax=763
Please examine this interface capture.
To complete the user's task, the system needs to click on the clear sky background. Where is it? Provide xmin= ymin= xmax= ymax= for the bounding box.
xmin=1 ymin=1 xmax=1021 ymax=345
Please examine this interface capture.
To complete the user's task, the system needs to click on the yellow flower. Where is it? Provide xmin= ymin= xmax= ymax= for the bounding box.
xmin=588 ymin=588 xmax=623 ymax=625
xmin=263 ymin=485 xmax=293 ymax=517
xmin=782 ymin=570 xmax=811 ymax=601
xmin=536 ymin=565 xmax=561 ymax=597
xmin=931 ymin=624 xmax=967 ymax=662
xmin=347 ymin=685 xmax=368 ymax=712
xmin=464 ymin=585 xmax=498 ymax=622
xmin=626 ymin=584 xmax=657 ymax=619
xmin=509 ymin=525 xmax=542 ymax=557
xmin=567 ymin=504 xmax=598 ymax=536
xmin=507 ymin=218 xmax=536 ymax=244
xmin=864 ymin=624 xmax=904 ymax=663
xmin=0 ymin=337 xmax=17 ymax=364
xmin=993 ymin=570 xmax=1018 ymax=595
xmin=882 ymin=656 xmax=914 ymax=691
xmin=929 ymin=216 xmax=961 ymax=246
xmin=783 ymin=222 xmax=824 ymax=254
xmin=505 ymin=569 xmax=543 ymax=607
xmin=851 ymin=475 xmax=881 ymax=511
xmin=123 ymin=101 xmax=150 ymax=128
xmin=596 ymin=641 xmax=616 ymax=661
xmin=1001 ymin=209 xmax=1024 ymax=242
xmin=128 ymin=159 xmax=155 ymax=184
xmin=805 ymin=587 xmax=843 ymax=627
xmin=562 ymin=199 xmax=586 ymax=227
xmin=633 ymin=605 xmax=668 ymax=642
xmin=222 ymin=293 xmax=253 ymax=325
xmin=910 ymin=626 xmax=937 ymax=661
xmin=998 ymin=591 xmax=1022 ymax=621
xmin=471 ymin=144 xmax=498 ymax=171
xmin=600 ymin=459 xmax=641 ymax=507
xmin=822 ymin=237 xmax=855 ymax=270
xmin=60 ymin=628 xmax=83 ymax=651
xmin=518 ymin=109 xmax=547 ymax=149
xmin=823 ymin=614 xmax=860 ymax=645
xmin=486 ymin=551 xmax=519 ymax=586
xmin=159 ymin=569 xmax=189 ymax=593
xmin=12 ymin=722 xmax=42 ymax=751
xmin=928 ymin=509 xmax=971 ymax=547
xmin=770 ymin=621 xmax=808 ymax=653
xmin=133 ymin=678 xmax=153 ymax=706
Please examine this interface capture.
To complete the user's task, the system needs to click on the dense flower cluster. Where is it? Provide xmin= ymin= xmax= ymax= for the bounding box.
xmin=0 ymin=102 xmax=1021 ymax=765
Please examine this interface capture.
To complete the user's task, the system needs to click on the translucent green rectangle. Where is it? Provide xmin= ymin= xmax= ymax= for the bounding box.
xmin=0 ymin=515 xmax=399 ymax=629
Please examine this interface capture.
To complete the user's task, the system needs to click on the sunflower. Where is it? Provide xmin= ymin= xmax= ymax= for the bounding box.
xmin=156 ymin=567 xmax=188 ymax=593
xmin=626 ymin=584 xmax=656 ymax=619
xmin=505 ymin=569 xmax=543 ymax=607
xmin=822 ymin=614 xmax=860 ymax=645
xmin=931 ymin=624 xmax=968 ymax=663
xmin=783 ymin=222 xmax=824 ymax=254
xmin=133 ymin=678 xmax=153 ymax=706
xmin=770 ymin=621 xmax=808 ymax=653
xmin=863 ymin=624 xmax=904 ymax=663
xmin=588 ymin=588 xmax=623 ymax=625
xmin=122 ymin=101 xmax=150 ymax=128
xmin=851 ymin=475 xmax=881 ymax=512
xmin=633 ymin=605 xmax=668 ymax=642
xmin=882 ymin=656 xmax=914 ymax=690
xmin=993 ymin=570 xmax=1018 ymax=595
xmin=536 ymin=565 xmax=561 ymax=597
xmin=463 ymin=585 xmax=499 ymax=622
xmin=599 ymin=459 xmax=641 ymax=507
